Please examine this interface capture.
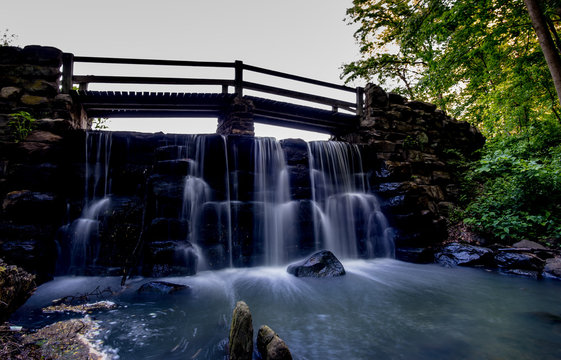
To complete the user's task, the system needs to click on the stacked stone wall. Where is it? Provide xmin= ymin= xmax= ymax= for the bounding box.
xmin=339 ymin=84 xmax=485 ymax=257
xmin=0 ymin=46 xmax=87 ymax=282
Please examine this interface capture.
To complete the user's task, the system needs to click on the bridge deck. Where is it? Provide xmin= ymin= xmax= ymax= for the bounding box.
xmin=72 ymin=90 xmax=359 ymax=134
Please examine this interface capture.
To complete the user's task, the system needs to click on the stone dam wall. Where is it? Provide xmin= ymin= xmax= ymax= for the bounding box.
xmin=0 ymin=46 xmax=484 ymax=282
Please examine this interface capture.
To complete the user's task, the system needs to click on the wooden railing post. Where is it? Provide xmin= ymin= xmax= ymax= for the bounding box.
xmin=235 ymin=60 xmax=243 ymax=97
xmin=356 ymin=86 xmax=364 ymax=116
xmin=62 ymin=53 xmax=74 ymax=93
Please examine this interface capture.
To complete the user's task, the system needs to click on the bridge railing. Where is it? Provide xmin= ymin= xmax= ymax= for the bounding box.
xmin=61 ymin=53 xmax=364 ymax=116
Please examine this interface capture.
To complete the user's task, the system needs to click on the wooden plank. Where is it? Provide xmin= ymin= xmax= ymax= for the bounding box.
xmin=242 ymin=81 xmax=356 ymax=110
xmin=86 ymin=109 xmax=223 ymax=118
xmin=356 ymin=87 xmax=364 ymax=116
xmin=73 ymin=75 xmax=235 ymax=87
xmin=244 ymin=63 xmax=356 ymax=93
xmin=73 ymin=56 xmax=235 ymax=68
xmin=235 ymin=60 xmax=243 ymax=97
xmin=61 ymin=53 xmax=74 ymax=93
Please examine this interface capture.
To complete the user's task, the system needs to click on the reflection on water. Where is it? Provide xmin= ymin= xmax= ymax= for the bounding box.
xmin=12 ymin=260 xmax=561 ymax=360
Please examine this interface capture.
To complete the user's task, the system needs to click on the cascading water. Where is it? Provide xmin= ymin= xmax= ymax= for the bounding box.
xmin=59 ymin=132 xmax=113 ymax=274
xmin=308 ymin=141 xmax=395 ymax=259
xmin=57 ymin=132 xmax=394 ymax=275
xmin=253 ymin=138 xmax=294 ymax=265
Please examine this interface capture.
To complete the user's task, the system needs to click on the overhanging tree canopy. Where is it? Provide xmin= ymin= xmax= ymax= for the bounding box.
xmin=343 ymin=0 xmax=561 ymax=137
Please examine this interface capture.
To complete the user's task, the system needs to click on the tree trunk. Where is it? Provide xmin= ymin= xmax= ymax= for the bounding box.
xmin=524 ymin=0 xmax=561 ymax=106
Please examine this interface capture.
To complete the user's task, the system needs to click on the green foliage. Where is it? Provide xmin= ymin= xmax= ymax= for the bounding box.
xmin=8 ymin=111 xmax=36 ymax=142
xmin=1 ymin=28 xmax=17 ymax=46
xmin=92 ymin=118 xmax=109 ymax=130
xmin=463 ymin=121 xmax=561 ymax=244
xmin=343 ymin=0 xmax=561 ymax=137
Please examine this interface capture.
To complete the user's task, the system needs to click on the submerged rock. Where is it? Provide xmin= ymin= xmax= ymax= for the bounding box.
xmin=137 ymin=281 xmax=189 ymax=294
xmin=434 ymin=243 xmax=493 ymax=267
xmin=257 ymin=325 xmax=293 ymax=360
xmin=229 ymin=301 xmax=253 ymax=360
xmin=286 ymin=250 xmax=346 ymax=278
xmin=0 ymin=259 xmax=36 ymax=323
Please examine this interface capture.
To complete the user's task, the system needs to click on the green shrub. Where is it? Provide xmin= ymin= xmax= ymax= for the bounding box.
xmin=7 ymin=111 xmax=36 ymax=142
xmin=463 ymin=121 xmax=561 ymax=245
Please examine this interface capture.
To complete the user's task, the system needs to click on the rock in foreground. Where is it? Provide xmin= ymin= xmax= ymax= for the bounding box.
xmin=257 ymin=325 xmax=293 ymax=360
xmin=287 ymin=250 xmax=345 ymax=278
xmin=24 ymin=317 xmax=111 ymax=360
xmin=229 ymin=301 xmax=253 ymax=360
xmin=0 ymin=258 xmax=36 ymax=323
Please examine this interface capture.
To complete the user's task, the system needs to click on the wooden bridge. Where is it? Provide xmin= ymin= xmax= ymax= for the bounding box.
xmin=61 ymin=54 xmax=364 ymax=134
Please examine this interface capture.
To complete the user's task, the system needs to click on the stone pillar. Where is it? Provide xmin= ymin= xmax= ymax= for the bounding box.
xmin=217 ymin=96 xmax=255 ymax=136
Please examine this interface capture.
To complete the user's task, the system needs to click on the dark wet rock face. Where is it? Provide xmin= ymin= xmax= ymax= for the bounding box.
xmin=434 ymin=243 xmax=493 ymax=267
xmin=287 ymin=250 xmax=346 ymax=278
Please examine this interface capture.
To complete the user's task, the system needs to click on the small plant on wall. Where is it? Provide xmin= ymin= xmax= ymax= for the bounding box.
xmin=8 ymin=111 xmax=36 ymax=142
xmin=92 ymin=118 xmax=109 ymax=130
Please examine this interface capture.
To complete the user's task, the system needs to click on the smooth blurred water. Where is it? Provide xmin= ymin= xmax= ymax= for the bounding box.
xmin=12 ymin=260 xmax=561 ymax=360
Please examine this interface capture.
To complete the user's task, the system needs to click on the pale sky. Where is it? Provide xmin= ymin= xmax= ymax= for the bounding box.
xmin=2 ymin=0 xmax=363 ymax=140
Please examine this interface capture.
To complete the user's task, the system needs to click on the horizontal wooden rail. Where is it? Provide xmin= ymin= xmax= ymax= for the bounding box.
xmin=242 ymin=64 xmax=356 ymax=93
xmin=62 ymin=54 xmax=364 ymax=116
xmin=73 ymin=56 xmax=235 ymax=68
xmin=73 ymin=75 xmax=234 ymax=87
xmin=242 ymin=81 xmax=356 ymax=112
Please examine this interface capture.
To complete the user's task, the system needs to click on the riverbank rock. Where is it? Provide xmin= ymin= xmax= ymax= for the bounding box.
xmin=257 ymin=325 xmax=293 ymax=360
xmin=229 ymin=301 xmax=253 ymax=360
xmin=513 ymin=240 xmax=547 ymax=250
xmin=23 ymin=317 xmax=113 ymax=360
xmin=0 ymin=258 xmax=36 ymax=323
xmin=493 ymin=251 xmax=544 ymax=277
xmin=286 ymin=250 xmax=346 ymax=278
xmin=137 ymin=281 xmax=188 ymax=294
xmin=42 ymin=300 xmax=117 ymax=314
xmin=434 ymin=242 xmax=493 ymax=267
xmin=543 ymin=257 xmax=561 ymax=280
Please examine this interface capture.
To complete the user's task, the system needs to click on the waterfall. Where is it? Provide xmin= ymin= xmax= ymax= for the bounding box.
xmin=60 ymin=132 xmax=113 ymax=274
xmin=253 ymin=138 xmax=294 ymax=266
xmin=309 ymin=141 xmax=395 ymax=260
xmin=58 ymin=132 xmax=394 ymax=275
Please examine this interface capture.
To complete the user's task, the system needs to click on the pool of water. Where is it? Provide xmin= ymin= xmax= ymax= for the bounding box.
xmin=12 ymin=259 xmax=561 ymax=359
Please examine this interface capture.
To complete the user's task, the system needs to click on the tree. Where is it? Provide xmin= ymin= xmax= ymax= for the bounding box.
xmin=343 ymin=0 xmax=561 ymax=137
xmin=1 ymin=28 xmax=17 ymax=46
xmin=524 ymin=0 xmax=561 ymax=106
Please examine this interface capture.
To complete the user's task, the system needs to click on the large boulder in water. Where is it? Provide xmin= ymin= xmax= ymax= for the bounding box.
xmin=137 ymin=281 xmax=189 ymax=294
xmin=257 ymin=325 xmax=293 ymax=360
xmin=229 ymin=301 xmax=253 ymax=360
xmin=434 ymin=242 xmax=493 ymax=267
xmin=286 ymin=250 xmax=346 ymax=278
